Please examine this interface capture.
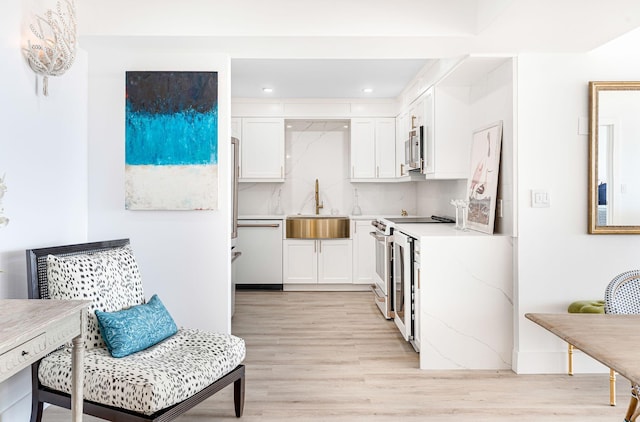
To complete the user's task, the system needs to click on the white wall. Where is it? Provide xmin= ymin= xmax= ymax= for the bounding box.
xmin=83 ymin=40 xmax=232 ymax=335
xmin=470 ymin=60 xmax=515 ymax=236
xmin=514 ymin=46 xmax=640 ymax=373
xmin=0 ymin=1 xmax=89 ymax=419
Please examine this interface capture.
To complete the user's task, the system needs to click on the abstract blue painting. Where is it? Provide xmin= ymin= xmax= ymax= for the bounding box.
xmin=125 ymin=71 xmax=218 ymax=210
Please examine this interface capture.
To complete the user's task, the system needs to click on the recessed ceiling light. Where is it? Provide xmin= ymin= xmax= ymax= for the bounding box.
xmin=362 ymin=88 xmax=373 ymax=93
xmin=286 ymin=124 xmax=293 ymax=129
xmin=262 ymin=87 xmax=273 ymax=93
xmin=343 ymin=125 xmax=349 ymax=129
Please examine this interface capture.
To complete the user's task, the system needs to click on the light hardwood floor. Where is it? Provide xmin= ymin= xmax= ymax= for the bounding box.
xmin=44 ymin=291 xmax=629 ymax=421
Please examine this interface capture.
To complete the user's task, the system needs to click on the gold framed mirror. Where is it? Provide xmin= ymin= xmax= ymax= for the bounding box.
xmin=589 ymin=81 xmax=640 ymax=234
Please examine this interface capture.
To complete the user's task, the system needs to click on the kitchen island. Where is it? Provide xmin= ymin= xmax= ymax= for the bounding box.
xmin=394 ymin=223 xmax=513 ymax=370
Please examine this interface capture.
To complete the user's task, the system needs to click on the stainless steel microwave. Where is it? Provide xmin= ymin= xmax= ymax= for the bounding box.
xmin=404 ymin=125 xmax=424 ymax=172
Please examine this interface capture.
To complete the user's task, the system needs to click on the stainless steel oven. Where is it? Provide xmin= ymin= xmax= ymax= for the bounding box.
xmin=370 ymin=220 xmax=393 ymax=319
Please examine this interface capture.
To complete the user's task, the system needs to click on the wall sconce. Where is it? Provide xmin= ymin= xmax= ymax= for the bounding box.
xmin=22 ymin=0 xmax=78 ymax=96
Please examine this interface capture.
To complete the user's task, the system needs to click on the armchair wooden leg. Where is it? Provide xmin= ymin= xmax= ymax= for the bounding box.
xmin=234 ymin=372 xmax=245 ymax=417
xmin=568 ymin=343 xmax=574 ymax=375
xmin=29 ymin=398 xmax=43 ymax=422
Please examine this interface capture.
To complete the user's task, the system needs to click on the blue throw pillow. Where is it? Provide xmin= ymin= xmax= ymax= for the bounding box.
xmin=95 ymin=294 xmax=178 ymax=358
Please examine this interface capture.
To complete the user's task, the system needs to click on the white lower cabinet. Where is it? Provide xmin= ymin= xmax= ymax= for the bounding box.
xmin=351 ymin=220 xmax=375 ymax=285
xmin=282 ymin=240 xmax=317 ymax=284
xmin=283 ymin=239 xmax=352 ymax=284
xmin=318 ymin=240 xmax=353 ymax=284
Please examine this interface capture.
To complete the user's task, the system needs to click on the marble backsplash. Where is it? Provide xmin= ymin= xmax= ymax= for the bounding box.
xmin=238 ymin=120 xmax=466 ymax=217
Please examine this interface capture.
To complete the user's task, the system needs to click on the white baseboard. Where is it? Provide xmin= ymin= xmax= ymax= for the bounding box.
xmin=513 ymin=349 xmax=610 ymax=374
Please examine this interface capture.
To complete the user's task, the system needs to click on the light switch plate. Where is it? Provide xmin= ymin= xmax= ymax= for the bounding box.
xmin=531 ymin=189 xmax=550 ymax=208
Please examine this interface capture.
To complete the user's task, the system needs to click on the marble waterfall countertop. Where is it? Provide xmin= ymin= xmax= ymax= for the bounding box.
xmin=418 ymin=233 xmax=513 ymax=370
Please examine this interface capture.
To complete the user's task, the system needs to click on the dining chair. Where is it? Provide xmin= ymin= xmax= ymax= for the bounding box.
xmin=604 ymin=269 xmax=640 ymax=422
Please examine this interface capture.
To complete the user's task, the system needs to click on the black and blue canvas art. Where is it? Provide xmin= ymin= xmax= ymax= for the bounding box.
xmin=125 ymin=71 xmax=218 ymax=210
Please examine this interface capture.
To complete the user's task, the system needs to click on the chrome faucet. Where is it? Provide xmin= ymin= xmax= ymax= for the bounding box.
xmin=315 ymin=179 xmax=324 ymax=215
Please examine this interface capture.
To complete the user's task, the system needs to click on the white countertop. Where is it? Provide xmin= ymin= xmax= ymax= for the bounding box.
xmin=392 ymin=222 xmax=491 ymax=238
xmin=239 ymin=215 xmax=285 ymax=220
xmin=239 ymin=214 xmax=379 ymax=220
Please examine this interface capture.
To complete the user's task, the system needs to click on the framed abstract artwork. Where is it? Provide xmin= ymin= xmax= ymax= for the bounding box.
xmin=125 ymin=71 xmax=218 ymax=210
xmin=465 ymin=121 xmax=503 ymax=234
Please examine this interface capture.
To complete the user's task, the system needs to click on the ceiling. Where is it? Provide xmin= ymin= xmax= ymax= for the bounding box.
xmin=78 ymin=0 xmax=640 ymax=100
xmin=230 ymin=59 xmax=432 ymax=99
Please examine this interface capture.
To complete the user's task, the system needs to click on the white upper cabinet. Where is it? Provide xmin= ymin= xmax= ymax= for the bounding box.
xmin=350 ymin=118 xmax=376 ymax=179
xmin=396 ymin=111 xmax=411 ymax=178
xmin=240 ymin=117 xmax=285 ymax=182
xmin=422 ymin=86 xmax=471 ymax=179
xmin=375 ymin=118 xmax=396 ymax=178
xmin=350 ymin=117 xmax=396 ymax=181
xmin=409 ymin=96 xmax=425 ymax=131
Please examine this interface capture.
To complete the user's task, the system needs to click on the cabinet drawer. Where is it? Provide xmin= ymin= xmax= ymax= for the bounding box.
xmin=0 ymin=333 xmax=46 ymax=376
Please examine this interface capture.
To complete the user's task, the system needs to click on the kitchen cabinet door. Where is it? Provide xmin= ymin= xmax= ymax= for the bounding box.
xmin=375 ymin=118 xmax=396 ymax=178
xmin=422 ymin=89 xmax=435 ymax=175
xmin=317 ymin=239 xmax=353 ymax=284
xmin=396 ymin=112 xmax=408 ymax=178
xmin=352 ymin=220 xmax=375 ymax=285
xmin=240 ymin=118 xmax=285 ymax=181
xmin=350 ymin=117 xmax=396 ymax=181
xmin=283 ymin=240 xmax=317 ymax=284
xmin=284 ymin=239 xmax=352 ymax=284
xmin=350 ymin=118 xmax=376 ymax=179
xmin=423 ymin=86 xmax=471 ymax=179
xmin=411 ymin=97 xmax=425 ymax=129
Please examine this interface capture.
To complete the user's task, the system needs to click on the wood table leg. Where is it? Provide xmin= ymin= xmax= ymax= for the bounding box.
xmin=568 ymin=343 xmax=574 ymax=375
xmin=71 ymin=311 xmax=86 ymax=422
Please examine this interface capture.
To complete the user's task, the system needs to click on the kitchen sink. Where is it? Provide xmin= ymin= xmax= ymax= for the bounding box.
xmin=286 ymin=215 xmax=350 ymax=239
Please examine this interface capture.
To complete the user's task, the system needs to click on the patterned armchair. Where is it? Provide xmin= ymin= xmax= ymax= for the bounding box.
xmin=604 ymin=270 xmax=640 ymax=422
xmin=26 ymin=239 xmax=245 ymax=422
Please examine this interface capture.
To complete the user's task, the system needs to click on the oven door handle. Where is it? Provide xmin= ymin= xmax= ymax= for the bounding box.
xmin=369 ymin=231 xmax=391 ymax=242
